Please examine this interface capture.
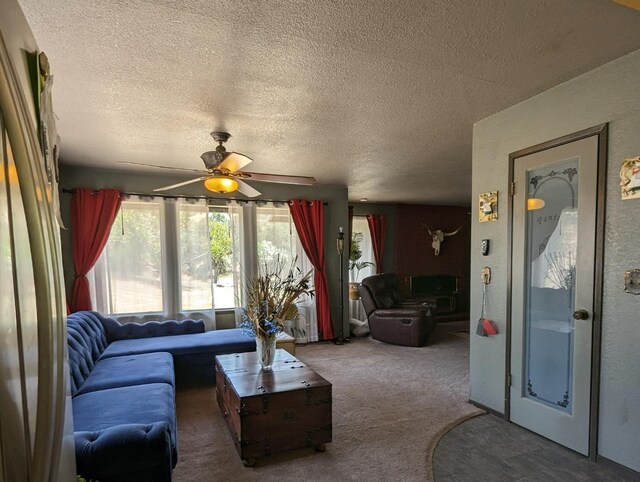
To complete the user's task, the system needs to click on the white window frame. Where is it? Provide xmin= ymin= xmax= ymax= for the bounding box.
xmin=90 ymin=197 xmax=311 ymax=332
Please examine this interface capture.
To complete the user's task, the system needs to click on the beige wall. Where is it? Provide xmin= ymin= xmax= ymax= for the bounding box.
xmin=471 ymin=49 xmax=640 ymax=471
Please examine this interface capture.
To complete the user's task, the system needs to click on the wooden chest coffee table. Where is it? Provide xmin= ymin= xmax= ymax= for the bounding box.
xmin=215 ymin=349 xmax=332 ymax=466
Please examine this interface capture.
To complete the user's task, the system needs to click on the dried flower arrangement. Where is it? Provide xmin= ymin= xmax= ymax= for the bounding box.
xmin=239 ymin=257 xmax=313 ymax=368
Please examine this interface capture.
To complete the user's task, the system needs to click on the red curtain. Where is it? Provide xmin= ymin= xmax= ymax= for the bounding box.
xmin=288 ymin=199 xmax=334 ymax=340
xmin=70 ymin=188 xmax=122 ymax=312
xmin=367 ymin=214 xmax=385 ymax=274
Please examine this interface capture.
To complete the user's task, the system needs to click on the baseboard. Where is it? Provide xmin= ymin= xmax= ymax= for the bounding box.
xmin=597 ymin=455 xmax=640 ymax=479
xmin=468 ymin=399 xmax=505 ymax=419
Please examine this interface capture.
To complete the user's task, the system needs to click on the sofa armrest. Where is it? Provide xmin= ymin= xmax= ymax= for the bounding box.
xmin=75 ymin=422 xmax=173 ymax=481
xmin=101 ymin=317 xmax=205 ymax=342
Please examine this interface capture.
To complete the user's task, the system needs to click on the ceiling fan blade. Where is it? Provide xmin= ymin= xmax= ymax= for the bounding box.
xmin=154 ymin=177 xmax=207 ymax=192
xmin=119 ymin=161 xmax=204 ymax=174
xmin=219 ymin=152 xmax=253 ymax=173
xmin=235 ymin=179 xmax=261 ymax=198
xmin=241 ymin=172 xmax=316 ymax=186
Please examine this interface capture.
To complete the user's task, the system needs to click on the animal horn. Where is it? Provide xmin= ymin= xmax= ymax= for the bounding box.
xmin=443 ymin=226 xmax=462 ymax=237
xmin=421 ymin=223 xmax=434 ymax=236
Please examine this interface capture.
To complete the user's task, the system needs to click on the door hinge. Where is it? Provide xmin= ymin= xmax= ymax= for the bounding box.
xmin=509 ymin=182 xmax=516 ymax=196
xmin=507 ymin=374 xmax=512 ymax=387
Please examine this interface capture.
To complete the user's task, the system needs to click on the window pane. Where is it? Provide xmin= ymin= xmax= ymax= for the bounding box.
xmin=102 ymin=200 xmax=163 ymax=314
xmin=179 ymin=203 xmax=212 ymax=311
xmin=209 ymin=207 xmax=235 ymax=309
xmin=351 ymin=217 xmax=375 ymax=282
xmin=256 ymin=206 xmax=296 ymax=268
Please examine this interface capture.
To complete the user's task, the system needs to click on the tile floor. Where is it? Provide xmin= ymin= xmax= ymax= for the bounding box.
xmin=433 ymin=414 xmax=639 ymax=481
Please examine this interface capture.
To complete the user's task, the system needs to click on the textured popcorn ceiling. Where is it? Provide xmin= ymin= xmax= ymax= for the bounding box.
xmin=17 ymin=0 xmax=640 ymax=204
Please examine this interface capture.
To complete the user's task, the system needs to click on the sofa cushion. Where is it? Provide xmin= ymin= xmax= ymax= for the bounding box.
xmin=75 ymin=352 xmax=175 ymax=396
xmin=73 ymin=383 xmax=177 ymax=461
xmin=100 ymin=317 xmax=205 ymax=343
xmin=362 ymin=273 xmax=403 ymax=309
xmin=67 ymin=311 xmax=110 ymax=356
xmin=75 ymin=422 xmax=173 ymax=481
xmin=67 ymin=312 xmax=111 ymax=395
xmin=99 ymin=328 xmax=256 ymax=360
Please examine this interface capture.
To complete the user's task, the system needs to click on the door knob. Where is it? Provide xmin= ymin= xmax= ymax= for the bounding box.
xmin=572 ymin=309 xmax=589 ymax=320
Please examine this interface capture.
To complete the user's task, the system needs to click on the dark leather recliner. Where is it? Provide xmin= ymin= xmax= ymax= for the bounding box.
xmin=358 ymin=273 xmax=437 ymax=347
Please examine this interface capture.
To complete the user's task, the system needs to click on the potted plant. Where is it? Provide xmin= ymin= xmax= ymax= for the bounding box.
xmin=349 ymin=232 xmax=374 ymax=300
xmin=239 ymin=257 xmax=314 ymax=370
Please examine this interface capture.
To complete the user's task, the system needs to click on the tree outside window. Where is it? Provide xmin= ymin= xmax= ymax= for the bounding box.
xmin=208 ymin=211 xmax=232 ymax=284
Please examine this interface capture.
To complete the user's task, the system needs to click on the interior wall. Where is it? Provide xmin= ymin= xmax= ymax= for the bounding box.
xmin=394 ymin=204 xmax=471 ymax=309
xmin=58 ymin=165 xmax=349 ymax=335
xmin=471 ymin=49 xmax=640 ymax=471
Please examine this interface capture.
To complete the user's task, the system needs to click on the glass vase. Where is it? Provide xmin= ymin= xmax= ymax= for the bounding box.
xmin=256 ymin=335 xmax=277 ymax=371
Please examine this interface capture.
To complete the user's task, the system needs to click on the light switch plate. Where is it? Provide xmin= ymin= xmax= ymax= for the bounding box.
xmin=624 ymin=269 xmax=640 ymax=295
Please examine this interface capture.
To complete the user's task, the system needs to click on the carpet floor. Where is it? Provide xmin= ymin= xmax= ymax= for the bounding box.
xmin=173 ymin=323 xmax=482 ymax=482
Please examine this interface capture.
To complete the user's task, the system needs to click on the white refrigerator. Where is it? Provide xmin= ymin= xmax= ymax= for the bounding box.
xmin=0 ymin=14 xmax=75 ymax=481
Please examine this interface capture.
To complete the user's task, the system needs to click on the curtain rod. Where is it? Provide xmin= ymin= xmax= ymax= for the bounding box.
xmin=61 ymin=188 xmax=328 ymax=205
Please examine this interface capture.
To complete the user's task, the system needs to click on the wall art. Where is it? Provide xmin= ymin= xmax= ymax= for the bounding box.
xmin=478 ymin=191 xmax=498 ymax=222
xmin=620 ymin=156 xmax=640 ymax=200
xmin=624 ymin=269 xmax=640 ymax=295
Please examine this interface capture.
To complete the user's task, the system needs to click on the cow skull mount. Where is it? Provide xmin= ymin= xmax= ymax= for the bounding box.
xmin=422 ymin=224 xmax=462 ymax=255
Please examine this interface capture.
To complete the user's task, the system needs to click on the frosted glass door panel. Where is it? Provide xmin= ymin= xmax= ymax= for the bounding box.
xmin=524 ymin=159 xmax=578 ymax=413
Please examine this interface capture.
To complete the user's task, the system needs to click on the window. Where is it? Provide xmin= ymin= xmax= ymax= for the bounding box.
xmin=208 ymin=206 xmax=234 ymax=309
xmin=350 ymin=216 xmax=375 ymax=282
xmin=256 ymin=205 xmax=297 ymax=267
xmin=91 ymin=197 xmax=215 ymax=322
xmin=90 ymin=198 xmax=312 ymax=328
xmin=178 ymin=201 xmax=213 ymax=311
xmin=91 ymin=199 xmax=165 ymax=315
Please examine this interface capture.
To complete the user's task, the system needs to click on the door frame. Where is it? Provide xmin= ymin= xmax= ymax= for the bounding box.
xmin=505 ymin=124 xmax=608 ymax=460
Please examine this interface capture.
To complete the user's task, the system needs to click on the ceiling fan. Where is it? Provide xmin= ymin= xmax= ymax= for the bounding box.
xmin=122 ymin=131 xmax=316 ymax=198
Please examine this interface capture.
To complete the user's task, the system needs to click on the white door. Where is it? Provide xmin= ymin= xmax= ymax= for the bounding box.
xmin=510 ymin=133 xmax=601 ymax=455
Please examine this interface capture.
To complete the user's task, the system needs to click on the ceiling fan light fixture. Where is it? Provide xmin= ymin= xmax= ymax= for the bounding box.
xmin=201 ymin=150 xmax=229 ymax=169
xmin=204 ymin=174 xmax=238 ymax=194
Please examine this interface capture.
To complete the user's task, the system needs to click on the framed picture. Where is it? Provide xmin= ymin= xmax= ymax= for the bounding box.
xmin=620 ymin=156 xmax=640 ymax=200
xmin=479 ymin=191 xmax=498 ymax=222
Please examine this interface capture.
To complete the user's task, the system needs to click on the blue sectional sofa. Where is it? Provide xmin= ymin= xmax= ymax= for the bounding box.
xmin=67 ymin=310 xmax=255 ymax=482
